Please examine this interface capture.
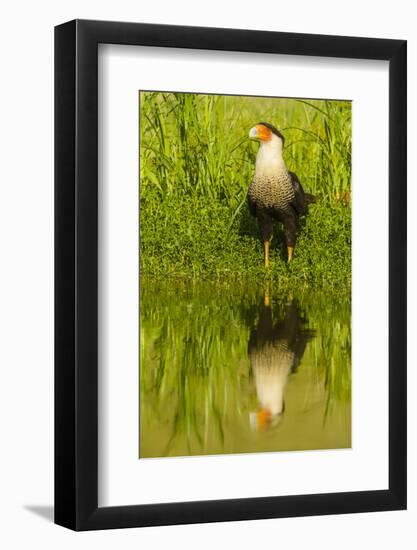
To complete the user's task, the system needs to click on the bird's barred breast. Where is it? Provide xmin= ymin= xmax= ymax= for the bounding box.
xmin=249 ymin=341 xmax=295 ymax=371
xmin=248 ymin=172 xmax=295 ymax=211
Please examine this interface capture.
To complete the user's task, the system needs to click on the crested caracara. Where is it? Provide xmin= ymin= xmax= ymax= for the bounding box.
xmin=248 ymin=294 xmax=315 ymax=431
xmin=248 ymin=122 xmax=315 ymax=266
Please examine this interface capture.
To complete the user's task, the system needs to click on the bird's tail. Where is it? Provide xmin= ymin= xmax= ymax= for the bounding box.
xmin=305 ymin=193 xmax=316 ymax=205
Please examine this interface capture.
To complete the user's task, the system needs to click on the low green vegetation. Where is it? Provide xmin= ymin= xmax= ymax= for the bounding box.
xmin=140 ymin=92 xmax=351 ymax=288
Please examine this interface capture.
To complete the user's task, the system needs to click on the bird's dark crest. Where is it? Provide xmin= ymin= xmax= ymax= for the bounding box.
xmin=257 ymin=122 xmax=285 ymax=145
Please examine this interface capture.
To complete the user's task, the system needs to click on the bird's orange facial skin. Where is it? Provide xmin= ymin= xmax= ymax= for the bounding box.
xmin=255 ymin=124 xmax=273 ymax=142
xmin=256 ymin=408 xmax=272 ymax=430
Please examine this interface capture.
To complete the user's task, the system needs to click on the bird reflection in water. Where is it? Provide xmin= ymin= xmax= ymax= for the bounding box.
xmin=249 ymin=290 xmax=315 ymax=431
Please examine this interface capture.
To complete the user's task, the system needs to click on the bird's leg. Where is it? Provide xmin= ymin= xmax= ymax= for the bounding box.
xmin=283 ymin=214 xmax=298 ymax=263
xmin=264 ymin=281 xmax=271 ymax=306
xmin=259 ymin=213 xmax=274 ymax=268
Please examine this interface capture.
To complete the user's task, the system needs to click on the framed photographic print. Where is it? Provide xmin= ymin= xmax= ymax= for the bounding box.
xmin=55 ymin=19 xmax=406 ymax=530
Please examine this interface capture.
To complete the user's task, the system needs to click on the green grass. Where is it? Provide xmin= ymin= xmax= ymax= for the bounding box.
xmin=139 ymin=92 xmax=351 ymax=287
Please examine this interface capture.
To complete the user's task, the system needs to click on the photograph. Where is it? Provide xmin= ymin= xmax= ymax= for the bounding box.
xmin=139 ymin=91 xmax=352 ymax=458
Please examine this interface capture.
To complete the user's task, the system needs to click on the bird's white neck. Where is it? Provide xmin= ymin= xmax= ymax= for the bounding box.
xmin=255 ymin=139 xmax=286 ymax=177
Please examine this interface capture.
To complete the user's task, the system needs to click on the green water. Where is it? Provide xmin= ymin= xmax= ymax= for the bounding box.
xmin=139 ymin=279 xmax=351 ymax=458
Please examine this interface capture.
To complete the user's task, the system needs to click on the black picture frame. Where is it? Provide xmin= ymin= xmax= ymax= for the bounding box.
xmin=55 ymin=19 xmax=407 ymax=531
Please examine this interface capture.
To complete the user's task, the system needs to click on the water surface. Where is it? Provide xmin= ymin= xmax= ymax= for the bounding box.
xmin=140 ymin=280 xmax=351 ymax=458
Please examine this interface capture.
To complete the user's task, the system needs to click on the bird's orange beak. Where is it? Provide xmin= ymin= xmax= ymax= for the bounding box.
xmin=249 ymin=124 xmax=273 ymax=142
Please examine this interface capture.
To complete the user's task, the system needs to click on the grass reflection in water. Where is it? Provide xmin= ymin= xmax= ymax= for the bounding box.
xmin=140 ymin=279 xmax=351 ymax=458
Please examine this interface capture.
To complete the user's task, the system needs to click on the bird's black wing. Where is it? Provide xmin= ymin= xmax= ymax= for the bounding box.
xmin=289 ymin=171 xmax=307 ymax=215
xmin=290 ymin=327 xmax=316 ymax=373
xmin=278 ymin=302 xmax=315 ymax=373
